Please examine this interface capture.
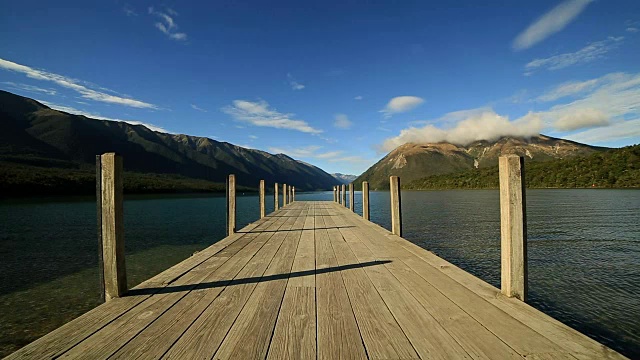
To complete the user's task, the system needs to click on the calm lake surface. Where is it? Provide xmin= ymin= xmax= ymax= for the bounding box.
xmin=1 ymin=189 xmax=638 ymax=358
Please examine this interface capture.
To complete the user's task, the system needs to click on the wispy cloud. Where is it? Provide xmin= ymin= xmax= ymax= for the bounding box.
xmin=536 ymin=79 xmax=599 ymax=102
xmin=380 ymin=96 xmax=424 ymax=118
xmin=333 ymin=114 xmax=352 ymax=129
xmin=554 ymin=108 xmax=609 ymax=131
xmin=123 ymin=4 xmax=137 ymax=17
xmin=148 ymin=6 xmax=187 ymax=41
xmin=38 ymin=100 xmax=168 ymax=133
xmin=222 ymin=99 xmax=322 ymax=134
xmin=268 ymin=145 xmax=370 ymax=164
xmin=287 ymin=73 xmax=305 ymax=90
xmin=525 ymin=36 xmax=624 ymax=73
xmin=513 ymin=0 xmax=593 ymax=50
xmin=0 ymin=58 xmax=158 ymax=109
xmin=381 ymin=110 xmax=543 ymax=152
xmin=2 ymin=81 xmax=57 ymax=95
xmin=567 ymin=119 xmax=640 ymax=144
xmin=249 ymin=135 xmax=258 ymax=139
xmin=627 ymin=27 xmax=639 ymax=33
xmin=191 ymin=104 xmax=207 ymax=112
xmin=354 ymin=95 xmax=363 ymax=100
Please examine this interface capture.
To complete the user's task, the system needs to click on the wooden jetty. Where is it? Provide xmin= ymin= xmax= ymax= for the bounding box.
xmin=6 ymin=154 xmax=627 ymax=359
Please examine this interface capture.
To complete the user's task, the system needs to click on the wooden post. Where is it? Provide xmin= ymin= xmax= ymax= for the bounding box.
xmin=289 ymin=185 xmax=293 ymax=204
xmin=283 ymin=183 xmax=287 ymax=206
xmin=362 ymin=181 xmax=370 ymax=220
xmin=259 ymin=180 xmax=265 ymax=218
xmin=292 ymin=186 xmax=295 ymax=202
xmin=349 ymin=183 xmax=355 ymax=212
xmin=227 ymin=174 xmax=236 ymax=236
xmin=96 ymin=155 xmax=105 ymax=303
xmin=499 ymin=155 xmax=528 ymax=301
xmin=337 ymin=186 xmax=341 ymax=204
xmin=333 ymin=186 xmax=337 ymax=202
xmin=341 ymin=184 xmax=346 ymax=206
xmin=99 ymin=153 xmax=127 ymax=300
xmin=274 ymin=182 xmax=279 ymax=211
xmin=390 ymin=176 xmax=402 ymax=237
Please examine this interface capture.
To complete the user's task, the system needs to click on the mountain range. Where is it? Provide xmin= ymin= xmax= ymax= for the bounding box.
xmin=0 ymin=90 xmax=337 ymax=193
xmin=331 ymin=173 xmax=358 ymax=184
xmin=354 ymin=135 xmax=607 ymax=190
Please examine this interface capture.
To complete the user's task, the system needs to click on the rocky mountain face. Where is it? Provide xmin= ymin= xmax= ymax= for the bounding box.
xmin=355 ymin=135 xmax=606 ymax=190
xmin=0 ymin=90 xmax=336 ymax=190
xmin=331 ymin=173 xmax=358 ymax=184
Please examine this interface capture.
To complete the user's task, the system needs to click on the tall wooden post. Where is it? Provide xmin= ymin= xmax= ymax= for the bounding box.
xmin=283 ymin=183 xmax=287 ymax=206
xmin=337 ymin=185 xmax=341 ymax=205
xmin=390 ymin=176 xmax=402 ymax=237
xmin=362 ymin=181 xmax=370 ymax=220
xmin=99 ymin=153 xmax=127 ymax=301
xmin=349 ymin=183 xmax=355 ymax=212
xmin=499 ymin=155 xmax=528 ymax=301
xmin=292 ymin=186 xmax=295 ymax=202
xmin=274 ymin=182 xmax=279 ymax=211
xmin=341 ymin=184 xmax=346 ymax=206
xmin=259 ymin=180 xmax=265 ymax=218
xmin=289 ymin=185 xmax=293 ymax=204
xmin=227 ymin=174 xmax=236 ymax=236
xmin=333 ymin=186 xmax=337 ymax=202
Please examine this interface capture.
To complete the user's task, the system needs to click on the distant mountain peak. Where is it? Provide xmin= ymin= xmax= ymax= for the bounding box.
xmin=331 ymin=173 xmax=358 ymax=184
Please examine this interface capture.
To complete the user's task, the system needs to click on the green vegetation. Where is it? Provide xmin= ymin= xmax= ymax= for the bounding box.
xmin=0 ymin=161 xmax=258 ymax=198
xmin=404 ymin=145 xmax=640 ymax=190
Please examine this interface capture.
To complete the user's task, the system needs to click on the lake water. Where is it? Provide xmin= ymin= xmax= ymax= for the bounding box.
xmin=0 ymin=189 xmax=638 ymax=358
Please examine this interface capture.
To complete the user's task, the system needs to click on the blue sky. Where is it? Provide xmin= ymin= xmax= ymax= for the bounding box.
xmin=1 ymin=0 xmax=639 ymax=175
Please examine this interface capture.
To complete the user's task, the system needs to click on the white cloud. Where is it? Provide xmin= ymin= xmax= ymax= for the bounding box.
xmin=566 ymin=119 xmax=640 ymax=144
xmin=38 ymin=100 xmax=168 ymax=133
xmin=333 ymin=114 xmax=353 ymax=129
xmin=123 ymin=4 xmax=137 ymax=17
xmin=191 ymin=104 xmax=207 ymax=112
xmin=380 ymin=96 xmax=424 ymax=118
xmin=149 ymin=7 xmax=187 ymax=41
xmin=536 ymin=79 xmax=599 ymax=102
xmin=354 ymin=95 xmax=363 ymax=100
xmin=0 ymin=58 xmax=157 ymax=109
xmin=268 ymin=145 xmax=322 ymax=158
xmin=267 ymin=146 xmax=370 ymax=164
xmin=222 ymin=99 xmax=322 ymax=134
xmin=513 ymin=0 xmax=593 ymax=50
xmin=316 ymin=151 xmax=343 ymax=159
xmin=249 ymin=135 xmax=258 ymax=139
xmin=381 ymin=110 xmax=543 ymax=151
xmin=627 ymin=27 xmax=639 ymax=33
xmin=525 ymin=36 xmax=624 ymax=73
xmin=2 ymin=81 xmax=57 ymax=95
xmin=287 ymin=73 xmax=305 ymax=90
xmin=554 ymin=108 xmax=609 ymax=131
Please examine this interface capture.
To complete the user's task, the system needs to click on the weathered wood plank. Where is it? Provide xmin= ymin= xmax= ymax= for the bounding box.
xmin=315 ymin=207 xmax=368 ymax=360
xmin=211 ymin=206 xmax=308 ymax=359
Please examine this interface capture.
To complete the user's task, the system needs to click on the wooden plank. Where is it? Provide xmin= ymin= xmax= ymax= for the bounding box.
xmin=331 ymin=215 xmax=521 ymax=360
xmin=211 ymin=205 xmax=308 ymax=359
xmin=389 ymin=175 xmax=402 ymax=236
xmin=334 ymin=205 xmax=614 ymax=359
xmin=112 ymin=209 xmax=298 ymax=360
xmin=499 ymin=155 xmax=528 ymax=301
xmin=324 ymin=210 xmax=418 ymax=360
xmin=314 ymin=207 xmax=367 ymax=360
xmin=100 ymin=152 xmax=127 ymax=300
xmin=58 ymin=211 xmax=294 ymax=359
xmin=267 ymin=205 xmax=316 ymax=360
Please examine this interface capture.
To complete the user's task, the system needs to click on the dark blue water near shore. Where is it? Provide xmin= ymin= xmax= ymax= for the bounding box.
xmin=0 ymin=189 xmax=638 ymax=357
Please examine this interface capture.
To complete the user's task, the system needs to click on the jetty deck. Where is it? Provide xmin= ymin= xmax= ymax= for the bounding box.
xmin=8 ymin=201 xmax=624 ymax=359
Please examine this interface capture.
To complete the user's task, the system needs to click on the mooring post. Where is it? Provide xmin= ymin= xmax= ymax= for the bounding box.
xmin=289 ymin=185 xmax=293 ymax=204
xmin=99 ymin=153 xmax=127 ymax=301
xmin=362 ymin=181 xmax=370 ymax=220
xmin=292 ymin=186 xmax=295 ymax=202
xmin=341 ymin=184 xmax=346 ymax=206
xmin=227 ymin=174 xmax=236 ymax=236
xmin=349 ymin=183 xmax=355 ymax=212
xmin=283 ymin=183 xmax=287 ymax=206
xmin=337 ymin=185 xmax=341 ymax=205
xmin=333 ymin=186 xmax=337 ymax=202
xmin=390 ymin=176 xmax=402 ymax=237
xmin=499 ymin=155 xmax=528 ymax=301
xmin=274 ymin=182 xmax=279 ymax=211
xmin=259 ymin=180 xmax=265 ymax=218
